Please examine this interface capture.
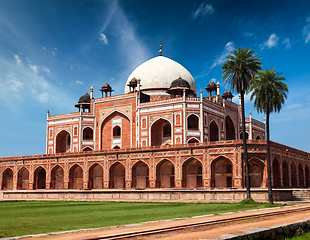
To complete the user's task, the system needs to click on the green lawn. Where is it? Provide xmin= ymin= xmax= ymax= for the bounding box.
xmin=286 ymin=232 xmax=310 ymax=240
xmin=0 ymin=200 xmax=282 ymax=238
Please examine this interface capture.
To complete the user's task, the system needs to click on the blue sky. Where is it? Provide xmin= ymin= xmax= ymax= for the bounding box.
xmin=0 ymin=0 xmax=310 ymax=157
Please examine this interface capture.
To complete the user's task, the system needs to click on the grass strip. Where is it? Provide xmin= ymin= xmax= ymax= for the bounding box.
xmin=0 ymin=200 xmax=282 ymax=238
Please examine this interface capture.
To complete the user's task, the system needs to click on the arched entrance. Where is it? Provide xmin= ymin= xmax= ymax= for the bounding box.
xmin=282 ymin=160 xmax=289 ymax=188
xmin=272 ymin=157 xmax=281 ymax=188
xmin=51 ymin=165 xmax=64 ymax=189
xmin=249 ymin=158 xmax=264 ymax=187
xmin=156 ymin=160 xmax=175 ymax=188
xmin=33 ymin=167 xmax=46 ymax=189
xmin=211 ymin=157 xmax=233 ymax=188
xmin=225 ymin=116 xmax=235 ymax=140
xmin=151 ymin=119 xmax=171 ymax=146
xmin=56 ymin=130 xmax=71 ymax=153
xmin=17 ymin=167 xmax=29 ymax=190
xmin=240 ymin=132 xmax=249 ymax=140
xmin=83 ymin=127 xmax=93 ymax=140
xmin=298 ymin=163 xmax=304 ymax=188
xmin=2 ymin=168 xmax=13 ymax=190
xmin=109 ymin=162 xmax=125 ymax=189
xmin=89 ymin=164 xmax=103 ymax=189
xmin=101 ymin=112 xmax=131 ymax=150
xmin=306 ymin=165 xmax=310 ymax=187
xmin=291 ymin=161 xmax=297 ymax=187
xmin=182 ymin=158 xmax=202 ymax=188
xmin=209 ymin=121 xmax=219 ymax=141
xmin=69 ymin=164 xmax=83 ymax=189
xmin=132 ymin=161 xmax=149 ymax=189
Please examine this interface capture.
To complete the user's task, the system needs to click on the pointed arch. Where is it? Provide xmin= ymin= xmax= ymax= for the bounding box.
xmin=82 ymin=126 xmax=94 ymax=140
xmin=2 ymin=168 xmax=13 ymax=190
xmin=17 ymin=167 xmax=29 ymax=190
xmin=187 ymin=137 xmax=199 ymax=144
xmin=282 ymin=160 xmax=289 ymax=188
xmin=51 ymin=165 xmax=64 ymax=189
xmin=69 ymin=164 xmax=83 ymax=189
xmin=55 ymin=129 xmax=71 ymax=153
xmin=88 ymin=163 xmax=103 ymax=189
xmin=211 ymin=156 xmax=233 ymax=188
xmin=291 ymin=161 xmax=297 ymax=188
xmin=305 ymin=164 xmax=310 ymax=188
xmin=256 ymin=135 xmax=261 ymax=140
xmin=209 ymin=120 xmax=219 ymax=141
xmin=248 ymin=158 xmax=265 ymax=187
xmin=132 ymin=161 xmax=149 ymax=189
xmin=182 ymin=158 xmax=202 ymax=188
xmin=109 ymin=162 xmax=125 ymax=189
xmin=187 ymin=114 xmax=199 ymax=130
xmin=156 ymin=159 xmax=175 ymax=188
xmin=33 ymin=166 xmax=46 ymax=190
xmin=150 ymin=118 xmax=172 ymax=146
xmin=240 ymin=131 xmax=249 ymax=140
xmin=298 ymin=163 xmax=304 ymax=188
xmin=272 ymin=157 xmax=281 ymax=188
xmin=100 ymin=111 xmax=131 ymax=150
xmin=225 ymin=115 xmax=235 ymax=140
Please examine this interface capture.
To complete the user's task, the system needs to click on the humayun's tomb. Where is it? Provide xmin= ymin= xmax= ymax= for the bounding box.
xmin=1 ymin=46 xmax=310 ymax=201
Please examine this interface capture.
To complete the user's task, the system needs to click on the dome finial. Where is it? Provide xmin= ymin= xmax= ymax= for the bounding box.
xmin=159 ymin=42 xmax=162 ymax=56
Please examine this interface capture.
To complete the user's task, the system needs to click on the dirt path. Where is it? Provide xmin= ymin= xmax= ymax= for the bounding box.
xmin=30 ymin=203 xmax=310 ymax=240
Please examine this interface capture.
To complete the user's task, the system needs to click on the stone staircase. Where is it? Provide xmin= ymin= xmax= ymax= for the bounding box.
xmin=292 ymin=189 xmax=310 ymax=201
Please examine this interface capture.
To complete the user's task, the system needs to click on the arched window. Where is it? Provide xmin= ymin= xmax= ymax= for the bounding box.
xmin=187 ymin=115 xmax=199 ymax=130
xmin=56 ymin=130 xmax=71 ymax=153
xmin=225 ymin=116 xmax=235 ymax=140
xmin=163 ymin=123 xmax=171 ymax=138
xmin=151 ymin=119 xmax=171 ymax=146
xmin=113 ymin=126 xmax=121 ymax=138
xmin=240 ymin=132 xmax=249 ymax=140
xmin=209 ymin=121 xmax=219 ymax=141
xmin=83 ymin=127 xmax=93 ymax=140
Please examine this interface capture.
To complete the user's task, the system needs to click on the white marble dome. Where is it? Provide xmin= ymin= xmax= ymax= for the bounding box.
xmin=124 ymin=56 xmax=197 ymax=95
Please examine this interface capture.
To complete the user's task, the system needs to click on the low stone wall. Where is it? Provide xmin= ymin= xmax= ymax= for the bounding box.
xmin=0 ymin=189 xmax=293 ymax=202
xmin=202 ymin=217 xmax=310 ymax=240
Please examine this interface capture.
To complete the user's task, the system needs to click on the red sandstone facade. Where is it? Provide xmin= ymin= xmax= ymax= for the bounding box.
xmin=1 ymin=53 xmax=310 ymax=197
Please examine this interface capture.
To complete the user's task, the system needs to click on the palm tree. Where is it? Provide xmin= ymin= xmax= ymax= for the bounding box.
xmin=248 ymin=68 xmax=288 ymax=205
xmin=222 ymin=47 xmax=262 ymax=201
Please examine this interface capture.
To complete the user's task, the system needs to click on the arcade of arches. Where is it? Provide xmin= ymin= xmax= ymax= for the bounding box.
xmin=2 ymin=153 xmax=309 ymax=191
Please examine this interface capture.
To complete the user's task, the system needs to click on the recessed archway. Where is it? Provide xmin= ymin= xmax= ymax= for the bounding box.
xmin=182 ymin=158 xmax=202 ymax=188
xmin=17 ymin=167 xmax=29 ymax=190
xmin=82 ymin=147 xmax=93 ymax=152
xmin=156 ymin=160 xmax=175 ymax=188
xmin=209 ymin=121 xmax=219 ymax=141
xmin=188 ymin=138 xmax=199 ymax=144
xmin=2 ymin=168 xmax=13 ymax=190
xmin=109 ymin=162 xmax=125 ymax=189
xmin=83 ymin=127 xmax=93 ymax=140
xmin=298 ymin=163 xmax=304 ymax=188
xmin=240 ymin=132 xmax=249 ymax=140
xmin=132 ymin=161 xmax=149 ymax=189
xmin=249 ymin=158 xmax=264 ymax=187
xmin=151 ymin=119 xmax=171 ymax=146
xmin=69 ymin=164 xmax=83 ymax=189
xmin=291 ymin=161 xmax=297 ymax=188
xmin=211 ymin=157 xmax=233 ymax=188
xmin=272 ymin=157 xmax=281 ymax=188
xmin=225 ymin=116 xmax=235 ymax=140
xmin=51 ymin=165 xmax=64 ymax=189
xmin=56 ymin=130 xmax=71 ymax=153
xmin=89 ymin=164 xmax=103 ymax=189
xmin=306 ymin=165 xmax=310 ymax=187
xmin=282 ymin=160 xmax=289 ymax=188
xmin=33 ymin=167 xmax=46 ymax=190
xmin=187 ymin=115 xmax=199 ymax=130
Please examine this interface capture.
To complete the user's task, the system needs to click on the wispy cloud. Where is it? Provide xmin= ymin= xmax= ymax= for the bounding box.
xmin=210 ymin=41 xmax=234 ymax=70
xmin=193 ymin=2 xmax=214 ymax=19
xmin=14 ymin=54 xmax=23 ymax=66
xmin=282 ymin=38 xmax=291 ymax=49
xmin=260 ymin=33 xmax=279 ymax=49
xmin=99 ymin=33 xmax=108 ymax=45
xmin=76 ymin=80 xmax=84 ymax=85
xmin=303 ymin=16 xmax=310 ymax=43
